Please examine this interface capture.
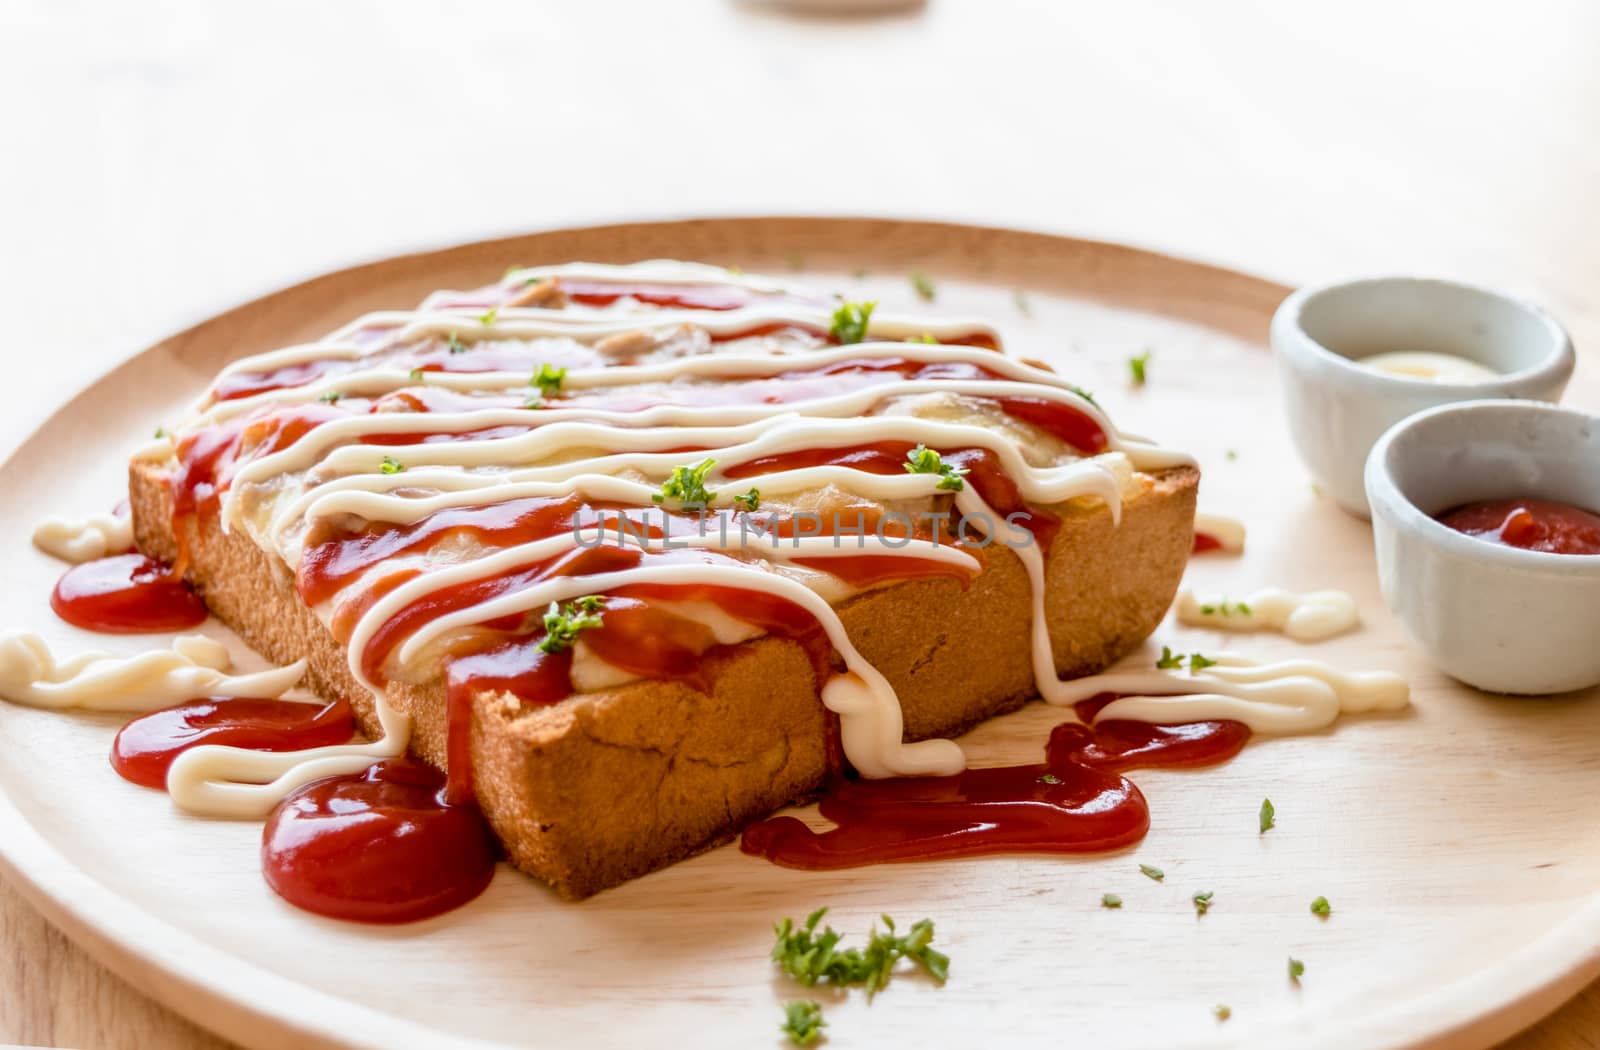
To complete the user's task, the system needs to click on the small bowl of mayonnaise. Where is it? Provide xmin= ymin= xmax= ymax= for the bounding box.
xmin=1272 ymin=276 xmax=1574 ymax=517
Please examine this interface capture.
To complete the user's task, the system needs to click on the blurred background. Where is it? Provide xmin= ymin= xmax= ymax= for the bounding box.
xmin=0 ymin=1 xmax=1595 ymax=1046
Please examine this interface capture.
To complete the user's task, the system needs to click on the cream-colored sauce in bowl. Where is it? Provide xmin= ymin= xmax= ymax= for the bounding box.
xmin=1359 ymin=350 xmax=1498 ymax=382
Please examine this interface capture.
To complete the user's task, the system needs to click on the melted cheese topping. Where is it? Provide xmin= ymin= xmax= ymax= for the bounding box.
xmin=1175 ymin=588 xmax=1360 ymax=642
xmin=32 ymin=512 xmax=134 ymax=563
xmin=110 ymin=261 xmax=1401 ymax=814
xmin=0 ymin=633 xmax=304 ymax=713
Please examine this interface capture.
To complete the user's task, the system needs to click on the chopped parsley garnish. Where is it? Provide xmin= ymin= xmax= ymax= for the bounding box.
xmin=908 ymin=332 xmax=938 ymax=344
xmin=1259 ymin=798 xmax=1276 ymax=834
xmin=734 ymin=488 xmax=761 ymax=511
xmin=1129 ymin=350 xmax=1151 ymax=386
xmin=1192 ymin=890 xmax=1214 ymax=916
xmin=318 ymin=391 xmax=344 ymax=403
xmin=830 ymin=300 xmax=877 ymax=345
xmin=379 ymin=456 xmax=405 ymax=475
xmin=446 ymin=331 xmax=467 ymax=354
xmin=780 ymin=1001 xmax=826 ymax=1046
xmin=1199 ymin=599 xmax=1252 ymax=617
xmin=904 ymin=445 xmax=968 ymax=492
xmin=1288 ymin=957 xmax=1305 ymax=981
xmin=153 ymin=426 xmax=169 ymax=439
xmin=653 ymin=458 xmax=718 ymax=509
xmin=1311 ymin=896 xmax=1331 ymax=918
xmin=530 ymin=363 xmax=567 ymax=399
xmin=1038 ymin=772 xmax=1062 ymax=785
xmin=537 ymin=595 xmax=606 ymax=655
xmin=771 ymin=908 xmax=949 ymax=1001
xmin=478 ymin=307 xmax=498 ymax=326
xmin=1156 ymin=647 xmax=1217 ymax=673
xmin=910 ymin=271 xmax=936 ymax=301
xmin=1101 ymin=893 xmax=1122 ymax=909
xmin=1214 ymin=1004 xmax=1232 ymax=1022
xmin=408 ymin=367 xmax=425 ymax=381
xmin=1139 ymin=864 xmax=1165 ymax=881
xmin=1070 ymin=385 xmax=1099 ymax=408
xmin=1012 ymin=290 xmax=1031 ymax=316
xmin=523 ymin=275 xmax=546 ymax=287
xmin=1225 ymin=448 xmax=1239 ymax=461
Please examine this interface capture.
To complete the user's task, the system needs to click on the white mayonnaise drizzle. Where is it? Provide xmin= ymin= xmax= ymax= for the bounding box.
xmin=1192 ymin=511 xmax=1245 ymax=554
xmin=0 ymin=633 xmax=304 ymax=713
xmin=1048 ymin=652 xmax=1408 ymax=732
xmin=1175 ymin=588 xmax=1360 ymax=642
xmin=62 ymin=260 xmax=1402 ymax=819
xmin=32 ymin=512 xmax=134 ymax=564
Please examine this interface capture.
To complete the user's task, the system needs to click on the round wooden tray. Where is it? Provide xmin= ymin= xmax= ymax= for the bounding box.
xmin=0 ymin=218 xmax=1594 ymax=1049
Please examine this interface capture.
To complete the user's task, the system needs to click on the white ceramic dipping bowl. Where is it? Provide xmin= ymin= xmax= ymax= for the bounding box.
xmin=1273 ymin=277 xmax=1574 ymax=517
xmin=1366 ymin=400 xmax=1600 ymax=695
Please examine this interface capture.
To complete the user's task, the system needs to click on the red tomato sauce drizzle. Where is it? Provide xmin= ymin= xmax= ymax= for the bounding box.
xmin=111 ymin=696 xmax=355 ymax=789
xmin=51 ymin=553 xmax=207 ymax=633
xmin=1192 ymin=532 xmax=1223 ymax=554
xmin=740 ymin=696 xmax=1250 ymax=869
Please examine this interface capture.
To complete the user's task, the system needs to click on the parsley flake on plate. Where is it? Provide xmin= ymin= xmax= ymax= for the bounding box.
xmin=780 ymin=1001 xmax=826 ymax=1046
xmin=1128 ymin=349 xmax=1151 ymax=386
xmin=771 ymin=908 xmax=949 ymax=1001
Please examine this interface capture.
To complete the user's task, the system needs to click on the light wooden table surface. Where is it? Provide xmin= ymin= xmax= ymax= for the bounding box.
xmin=0 ymin=2 xmax=1595 ymax=1047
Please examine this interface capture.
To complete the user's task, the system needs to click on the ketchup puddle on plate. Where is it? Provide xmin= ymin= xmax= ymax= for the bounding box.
xmin=261 ymin=759 xmax=498 ymax=924
xmin=742 ymin=698 xmax=1248 ymax=869
xmin=51 ymin=553 xmax=207 ymax=633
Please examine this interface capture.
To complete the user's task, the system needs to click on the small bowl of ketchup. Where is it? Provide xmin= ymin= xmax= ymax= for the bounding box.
xmin=1273 ymin=277 xmax=1574 ymax=518
xmin=1366 ymin=399 xmax=1600 ymax=694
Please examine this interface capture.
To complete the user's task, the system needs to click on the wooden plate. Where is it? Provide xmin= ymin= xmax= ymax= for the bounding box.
xmin=1 ymin=218 xmax=1595 ymax=1050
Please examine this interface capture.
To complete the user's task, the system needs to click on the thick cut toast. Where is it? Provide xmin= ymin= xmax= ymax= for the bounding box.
xmin=131 ymin=460 xmax=1197 ymax=899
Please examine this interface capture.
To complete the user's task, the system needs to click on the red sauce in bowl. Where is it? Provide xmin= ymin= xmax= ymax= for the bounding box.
xmin=1436 ymin=498 xmax=1600 ymax=556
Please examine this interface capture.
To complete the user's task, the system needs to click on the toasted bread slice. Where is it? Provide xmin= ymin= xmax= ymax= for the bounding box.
xmin=131 ymin=459 xmax=1196 ymax=899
